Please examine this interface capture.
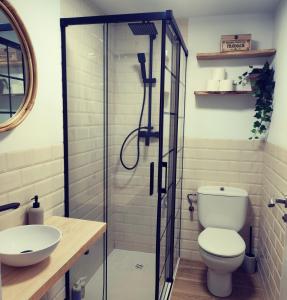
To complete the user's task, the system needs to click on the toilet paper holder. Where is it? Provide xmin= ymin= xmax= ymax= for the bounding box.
xmin=268 ymin=196 xmax=287 ymax=223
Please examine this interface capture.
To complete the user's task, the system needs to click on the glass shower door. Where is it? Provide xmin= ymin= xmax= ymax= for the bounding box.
xmin=156 ymin=22 xmax=181 ymax=300
xmin=64 ymin=23 xmax=107 ymax=300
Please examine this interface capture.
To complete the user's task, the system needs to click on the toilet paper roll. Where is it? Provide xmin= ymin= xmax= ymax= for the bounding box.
xmin=206 ymin=80 xmax=219 ymax=91
xmin=219 ymin=80 xmax=234 ymax=92
xmin=212 ymin=68 xmax=226 ymax=80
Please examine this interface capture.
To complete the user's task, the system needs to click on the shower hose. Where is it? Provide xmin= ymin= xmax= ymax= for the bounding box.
xmin=120 ymin=83 xmax=149 ymax=170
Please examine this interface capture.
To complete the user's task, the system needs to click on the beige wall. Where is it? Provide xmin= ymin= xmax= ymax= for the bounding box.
xmin=185 ymin=13 xmax=274 ymax=141
xmin=268 ymin=0 xmax=287 ymax=149
xmin=256 ymin=1 xmax=287 ymax=299
xmin=258 ymin=143 xmax=287 ymax=300
xmin=0 ymin=145 xmax=64 ymax=228
xmin=0 ymin=0 xmax=63 ymax=152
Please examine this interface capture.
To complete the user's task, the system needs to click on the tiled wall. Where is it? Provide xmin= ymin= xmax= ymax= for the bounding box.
xmin=258 ymin=143 xmax=287 ymax=300
xmin=0 ymin=145 xmax=64 ymax=229
xmin=66 ymin=24 xmax=105 ymax=223
xmin=181 ymin=138 xmax=264 ymax=261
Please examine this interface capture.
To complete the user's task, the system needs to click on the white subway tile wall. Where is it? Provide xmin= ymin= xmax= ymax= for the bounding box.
xmin=0 ymin=145 xmax=64 ymax=231
xmin=259 ymin=143 xmax=287 ymax=300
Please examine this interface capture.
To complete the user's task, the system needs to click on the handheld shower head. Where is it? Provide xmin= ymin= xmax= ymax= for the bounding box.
xmin=137 ymin=53 xmax=147 ymax=83
xmin=137 ymin=53 xmax=146 ymax=64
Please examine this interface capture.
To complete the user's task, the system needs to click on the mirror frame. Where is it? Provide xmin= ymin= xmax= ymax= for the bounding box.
xmin=0 ymin=0 xmax=37 ymax=132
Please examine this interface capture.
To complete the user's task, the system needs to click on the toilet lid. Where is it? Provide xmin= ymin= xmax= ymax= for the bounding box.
xmin=198 ymin=227 xmax=246 ymax=258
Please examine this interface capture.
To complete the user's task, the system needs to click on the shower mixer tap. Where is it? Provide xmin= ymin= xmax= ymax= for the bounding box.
xmin=120 ymin=21 xmax=159 ymax=171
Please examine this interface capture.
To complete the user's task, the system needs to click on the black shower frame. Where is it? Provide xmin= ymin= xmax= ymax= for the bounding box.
xmin=60 ymin=10 xmax=188 ymax=300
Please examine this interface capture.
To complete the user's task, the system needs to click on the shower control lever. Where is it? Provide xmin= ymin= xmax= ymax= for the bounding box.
xmin=144 ymin=78 xmax=156 ymax=84
xmin=138 ymin=130 xmax=159 ymax=139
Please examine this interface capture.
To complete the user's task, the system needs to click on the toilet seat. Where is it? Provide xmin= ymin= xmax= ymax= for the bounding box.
xmin=198 ymin=227 xmax=246 ymax=258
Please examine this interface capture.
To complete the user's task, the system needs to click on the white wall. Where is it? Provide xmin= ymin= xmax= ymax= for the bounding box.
xmin=0 ymin=0 xmax=62 ymax=153
xmin=186 ymin=13 xmax=274 ymax=140
xmin=267 ymin=0 xmax=287 ymax=149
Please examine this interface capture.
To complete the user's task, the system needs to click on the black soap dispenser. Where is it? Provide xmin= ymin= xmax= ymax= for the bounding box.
xmin=28 ymin=195 xmax=44 ymax=224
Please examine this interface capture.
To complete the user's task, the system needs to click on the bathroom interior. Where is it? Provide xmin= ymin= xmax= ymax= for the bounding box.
xmin=0 ymin=0 xmax=286 ymax=300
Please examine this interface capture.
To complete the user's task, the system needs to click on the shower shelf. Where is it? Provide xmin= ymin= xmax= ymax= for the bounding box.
xmin=196 ymin=49 xmax=276 ymax=60
xmin=194 ymin=91 xmax=253 ymax=96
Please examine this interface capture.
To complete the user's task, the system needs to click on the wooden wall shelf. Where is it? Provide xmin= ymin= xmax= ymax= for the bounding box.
xmin=196 ymin=49 xmax=276 ymax=60
xmin=194 ymin=91 xmax=253 ymax=96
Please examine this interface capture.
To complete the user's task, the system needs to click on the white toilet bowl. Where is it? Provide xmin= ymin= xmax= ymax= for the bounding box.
xmin=198 ymin=227 xmax=246 ymax=297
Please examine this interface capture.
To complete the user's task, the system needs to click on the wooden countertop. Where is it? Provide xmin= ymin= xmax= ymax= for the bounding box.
xmin=1 ymin=216 xmax=106 ymax=300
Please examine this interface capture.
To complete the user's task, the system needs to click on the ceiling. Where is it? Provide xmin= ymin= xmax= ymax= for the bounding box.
xmin=92 ymin=0 xmax=280 ymax=18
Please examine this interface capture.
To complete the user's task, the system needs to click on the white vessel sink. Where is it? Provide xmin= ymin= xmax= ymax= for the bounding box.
xmin=0 ymin=225 xmax=62 ymax=267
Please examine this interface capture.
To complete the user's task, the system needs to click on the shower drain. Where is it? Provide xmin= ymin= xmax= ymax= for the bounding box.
xmin=135 ymin=264 xmax=144 ymax=269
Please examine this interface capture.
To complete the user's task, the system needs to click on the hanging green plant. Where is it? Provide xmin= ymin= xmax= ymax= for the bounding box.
xmin=238 ymin=62 xmax=275 ymax=140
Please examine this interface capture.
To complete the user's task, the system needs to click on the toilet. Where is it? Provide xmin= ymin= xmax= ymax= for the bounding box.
xmin=197 ymin=186 xmax=248 ymax=297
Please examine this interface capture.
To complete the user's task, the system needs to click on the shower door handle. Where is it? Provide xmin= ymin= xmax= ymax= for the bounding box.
xmin=161 ymin=162 xmax=168 ymax=194
xmin=150 ymin=162 xmax=154 ymax=196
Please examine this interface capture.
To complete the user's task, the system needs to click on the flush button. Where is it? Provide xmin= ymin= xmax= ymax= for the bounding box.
xmin=220 ymin=187 xmax=225 ymax=191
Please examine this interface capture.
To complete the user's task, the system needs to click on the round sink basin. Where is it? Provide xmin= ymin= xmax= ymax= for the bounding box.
xmin=0 ymin=225 xmax=62 ymax=267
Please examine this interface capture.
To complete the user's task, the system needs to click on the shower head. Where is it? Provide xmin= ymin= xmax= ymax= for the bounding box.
xmin=137 ymin=53 xmax=147 ymax=82
xmin=128 ymin=22 xmax=158 ymax=37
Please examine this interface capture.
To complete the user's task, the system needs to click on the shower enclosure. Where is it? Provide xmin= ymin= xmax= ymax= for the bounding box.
xmin=61 ymin=10 xmax=187 ymax=300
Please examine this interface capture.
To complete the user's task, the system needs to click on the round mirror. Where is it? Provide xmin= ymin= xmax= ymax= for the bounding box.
xmin=0 ymin=1 xmax=36 ymax=132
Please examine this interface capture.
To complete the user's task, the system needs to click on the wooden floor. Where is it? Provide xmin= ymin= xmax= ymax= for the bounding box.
xmin=171 ymin=259 xmax=264 ymax=300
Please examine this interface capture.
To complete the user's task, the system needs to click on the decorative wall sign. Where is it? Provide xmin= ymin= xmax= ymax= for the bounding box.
xmin=221 ymin=34 xmax=252 ymax=52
